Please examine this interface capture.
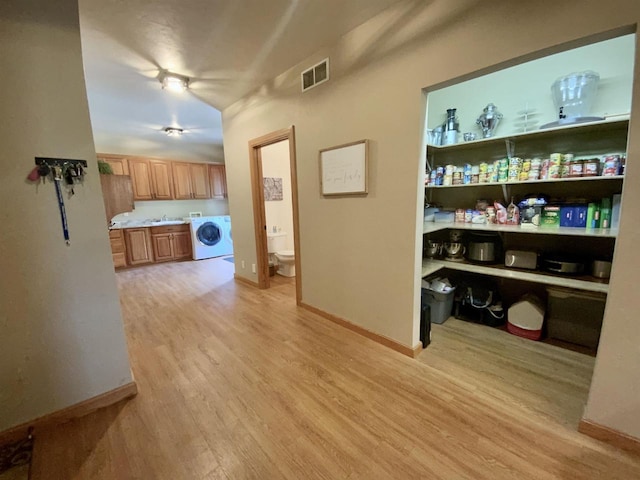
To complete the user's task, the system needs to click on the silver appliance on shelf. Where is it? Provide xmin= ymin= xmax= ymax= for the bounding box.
xmin=476 ymin=103 xmax=503 ymax=138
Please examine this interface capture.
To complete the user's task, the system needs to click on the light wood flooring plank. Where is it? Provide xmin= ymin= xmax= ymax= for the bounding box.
xmin=30 ymin=258 xmax=640 ymax=479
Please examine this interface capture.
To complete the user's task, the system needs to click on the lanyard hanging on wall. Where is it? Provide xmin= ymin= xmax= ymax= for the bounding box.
xmin=53 ymin=173 xmax=70 ymax=245
xmin=27 ymin=157 xmax=88 ymax=246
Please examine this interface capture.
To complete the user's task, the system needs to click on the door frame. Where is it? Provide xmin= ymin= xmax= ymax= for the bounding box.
xmin=248 ymin=126 xmax=302 ymax=304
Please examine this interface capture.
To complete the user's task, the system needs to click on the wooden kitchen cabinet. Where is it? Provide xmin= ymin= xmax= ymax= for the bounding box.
xmin=108 ymin=229 xmax=128 ymax=268
xmin=150 ymin=225 xmax=192 ymax=262
xmin=128 ymin=158 xmax=175 ymax=201
xmin=100 ymin=174 xmax=134 ymax=223
xmin=128 ymin=158 xmax=154 ymax=201
xmin=190 ymin=163 xmax=211 ymax=199
xmin=172 ymin=162 xmax=211 ymax=199
xmin=98 ymin=154 xmax=129 ymax=175
xmin=149 ymin=159 xmax=174 ymax=200
xmin=209 ymin=164 xmax=228 ymax=199
xmin=125 ymin=228 xmax=154 ymax=265
xmin=172 ymin=162 xmax=193 ymax=200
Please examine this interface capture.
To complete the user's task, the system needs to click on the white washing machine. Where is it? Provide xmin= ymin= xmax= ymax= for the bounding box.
xmin=189 ymin=215 xmax=234 ymax=260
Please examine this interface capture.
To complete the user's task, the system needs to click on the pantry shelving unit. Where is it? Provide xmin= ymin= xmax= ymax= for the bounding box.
xmin=423 ymin=222 xmax=618 ymax=238
xmin=422 ymin=118 xmax=629 ymax=295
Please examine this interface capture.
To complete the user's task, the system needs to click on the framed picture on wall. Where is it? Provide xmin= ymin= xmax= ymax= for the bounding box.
xmin=319 ymin=139 xmax=368 ymax=196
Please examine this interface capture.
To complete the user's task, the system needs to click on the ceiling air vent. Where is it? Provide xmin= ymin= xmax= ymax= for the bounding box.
xmin=301 ymin=58 xmax=329 ymax=92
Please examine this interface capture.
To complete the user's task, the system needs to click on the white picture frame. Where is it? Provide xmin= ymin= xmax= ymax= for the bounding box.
xmin=319 ymin=139 xmax=368 ymax=196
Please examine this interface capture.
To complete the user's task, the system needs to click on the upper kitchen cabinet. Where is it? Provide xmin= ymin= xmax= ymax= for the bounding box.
xmin=128 ymin=158 xmax=154 ymax=200
xmin=209 ymin=164 xmax=228 ymax=199
xmin=128 ymin=158 xmax=175 ymax=200
xmin=98 ymin=154 xmax=129 ymax=175
xmin=149 ymin=159 xmax=174 ymax=200
xmin=172 ymin=162 xmax=211 ymax=199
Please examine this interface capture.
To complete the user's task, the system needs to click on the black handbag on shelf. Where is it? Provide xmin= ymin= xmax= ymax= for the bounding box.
xmin=454 ymin=282 xmax=505 ymax=327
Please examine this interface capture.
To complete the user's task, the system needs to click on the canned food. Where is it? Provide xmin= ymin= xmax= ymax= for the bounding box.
xmin=509 ymin=157 xmax=522 ymax=167
xmin=445 ymin=164 xmax=455 ymax=175
xmin=518 ymin=171 xmax=529 ymax=181
xmin=531 ymin=158 xmax=542 ymax=170
xmin=540 ymin=159 xmax=550 ymax=180
xmin=561 ymin=164 xmax=570 ymax=178
xmin=479 ymin=162 xmax=489 ymax=174
xmin=455 ymin=209 xmax=465 ymax=222
xmin=443 ymin=174 xmax=452 ymax=186
xmin=508 ymin=167 xmax=520 ymax=180
xmin=563 ymin=153 xmax=574 ymax=164
xmin=569 ymin=159 xmax=584 ymax=177
xmin=602 ymin=155 xmax=620 ymax=176
xmin=522 ymin=159 xmax=531 ymax=172
xmin=528 ymin=169 xmax=540 ymax=181
xmin=550 ymin=153 xmax=563 ymax=166
xmin=548 ymin=164 xmax=561 ymax=179
xmin=498 ymin=169 xmax=508 ymax=183
xmin=499 ymin=158 xmax=509 ymax=169
xmin=452 ymin=171 xmax=463 ymax=185
xmin=583 ymin=159 xmax=599 ymax=176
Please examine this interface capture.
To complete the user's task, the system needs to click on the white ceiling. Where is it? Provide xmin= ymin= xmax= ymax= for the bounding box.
xmin=79 ymin=0 xmax=404 ymax=161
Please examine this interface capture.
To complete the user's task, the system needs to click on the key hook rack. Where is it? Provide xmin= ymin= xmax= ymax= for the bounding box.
xmin=35 ymin=157 xmax=88 ymax=168
xmin=31 ymin=156 xmax=89 ymax=247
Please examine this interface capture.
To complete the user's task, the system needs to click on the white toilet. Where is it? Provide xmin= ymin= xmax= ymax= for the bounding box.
xmin=267 ymin=232 xmax=296 ymax=277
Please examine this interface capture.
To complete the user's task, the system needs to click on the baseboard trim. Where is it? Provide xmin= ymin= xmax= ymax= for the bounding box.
xmin=579 ymin=418 xmax=640 ymax=454
xmin=0 ymin=381 xmax=137 ymax=445
xmin=300 ymin=302 xmax=420 ymax=358
xmin=234 ymin=274 xmax=259 ymax=287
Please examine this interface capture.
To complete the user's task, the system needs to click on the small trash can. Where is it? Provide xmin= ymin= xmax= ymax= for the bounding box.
xmin=422 ymin=286 xmax=456 ymax=325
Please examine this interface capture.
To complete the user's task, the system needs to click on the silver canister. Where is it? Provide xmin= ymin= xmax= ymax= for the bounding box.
xmin=476 ymin=103 xmax=503 ymax=138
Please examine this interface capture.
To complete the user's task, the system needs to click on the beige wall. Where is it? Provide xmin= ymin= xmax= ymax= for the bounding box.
xmin=0 ymin=0 xmax=133 ymax=430
xmin=222 ymin=0 xmax=640 ymax=438
xmin=584 ymin=32 xmax=640 ymax=438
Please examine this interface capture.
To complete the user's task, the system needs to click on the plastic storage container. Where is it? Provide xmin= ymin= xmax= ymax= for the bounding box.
xmin=546 ymin=287 xmax=605 ymax=349
xmin=507 ymin=294 xmax=545 ymax=340
xmin=422 ymin=287 xmax=456 ymax=325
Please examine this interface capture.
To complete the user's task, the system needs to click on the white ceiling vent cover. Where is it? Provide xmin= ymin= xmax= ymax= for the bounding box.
xmin=301 ymin=58 xmax=330 ymax=92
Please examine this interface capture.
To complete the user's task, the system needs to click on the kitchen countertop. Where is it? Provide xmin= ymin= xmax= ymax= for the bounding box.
xmin=110 ymin=219 xmax=188 ymax=229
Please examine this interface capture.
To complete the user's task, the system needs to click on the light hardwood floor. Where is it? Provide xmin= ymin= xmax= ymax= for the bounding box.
xmin=31 ymin=258 xmax=640 ymax=479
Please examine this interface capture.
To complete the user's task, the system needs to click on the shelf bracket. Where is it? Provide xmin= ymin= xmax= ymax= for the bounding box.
xmin=501 ymin=183 xmax=510 ymax=204
xmin=504 ymin=139 xmax=515 ymax=159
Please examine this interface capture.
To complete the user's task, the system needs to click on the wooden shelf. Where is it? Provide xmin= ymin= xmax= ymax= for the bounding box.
xmin=423 ymin=222 xmax=618 ymax=238
xmin=427 ymin=117 xmax=629 ymax=153
xmin=421 ymin=258 xmax=609 ymax=294
xmin=426 ymin=174 xmax=624 ymax=189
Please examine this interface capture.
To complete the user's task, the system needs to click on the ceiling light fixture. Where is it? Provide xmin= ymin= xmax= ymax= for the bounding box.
xmin=159 ymin=70 xmax=189 ymax=92
xmin=164 ymin=127 xmax=184 ymax=137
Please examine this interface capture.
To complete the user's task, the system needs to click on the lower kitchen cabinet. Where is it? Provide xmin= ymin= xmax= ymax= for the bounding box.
xmin=125 ymin=228 xmax=154 ymax=265
xmin=108 ymin=229 xmax=127 ymax=268
xmin=150 ymin=225 xmax=192 ymax=262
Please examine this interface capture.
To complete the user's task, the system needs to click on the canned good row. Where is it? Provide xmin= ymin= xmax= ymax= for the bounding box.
xmin=428 ymin=153 xmax=625 ymax=186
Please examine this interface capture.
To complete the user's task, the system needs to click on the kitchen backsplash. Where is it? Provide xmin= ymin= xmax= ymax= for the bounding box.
xmin=111 ymin=198 xmax=228 ymax=222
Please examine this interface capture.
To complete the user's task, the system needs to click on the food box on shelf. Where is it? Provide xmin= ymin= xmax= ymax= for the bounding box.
xmin=541 ymin=205 xmax=560 ymax=228
xmin=520 ymin=205 xmax=542 ymax=228
xmin=560 ymin=205 xmax=588 ymax=228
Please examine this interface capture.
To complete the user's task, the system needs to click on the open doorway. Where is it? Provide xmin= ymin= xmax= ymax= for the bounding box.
xmin=249 ymin=127 xmax=302 ymax=304
xmin=419 ymin=32 xmax=635 ymax=428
